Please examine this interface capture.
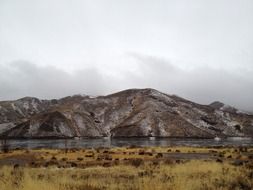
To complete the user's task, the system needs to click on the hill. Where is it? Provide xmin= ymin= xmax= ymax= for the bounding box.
xmin=0 ymin=89 xmax=252 ymax=138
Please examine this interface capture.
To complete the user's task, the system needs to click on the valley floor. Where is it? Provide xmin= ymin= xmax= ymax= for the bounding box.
xmin=0 ymin=146 xmax=253 ymax=190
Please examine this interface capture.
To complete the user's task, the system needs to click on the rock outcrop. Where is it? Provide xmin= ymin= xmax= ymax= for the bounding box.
xmin=0 ymin=89 xmax=252 ymax=138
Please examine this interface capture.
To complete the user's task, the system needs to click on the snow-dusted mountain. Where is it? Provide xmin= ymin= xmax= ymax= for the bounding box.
xmin=0 ymin=89 xmax=252 ymax=138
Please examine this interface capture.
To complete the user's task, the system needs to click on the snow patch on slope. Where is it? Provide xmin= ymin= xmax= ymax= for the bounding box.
xmin=11 ymin=103 xmax=24 ymax=116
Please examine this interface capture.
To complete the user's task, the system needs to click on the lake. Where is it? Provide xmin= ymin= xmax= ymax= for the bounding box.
xmin=1 ymin=137 xmax=253 ymax=150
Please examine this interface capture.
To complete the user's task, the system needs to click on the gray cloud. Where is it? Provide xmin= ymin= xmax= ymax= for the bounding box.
xmin=0 ymin=61 xmax=110 ymax=100
xmin=0 ymin=1 xmax=253 ymax=111
xmin=120 ymin=53 xmax=253 ymax=111
xmin=0 ymin=56 xmax=253 ymax=111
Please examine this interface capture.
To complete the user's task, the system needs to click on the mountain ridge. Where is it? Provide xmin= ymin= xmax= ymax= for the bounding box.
xmin=0 ymin=88 xmax=253 ymax=138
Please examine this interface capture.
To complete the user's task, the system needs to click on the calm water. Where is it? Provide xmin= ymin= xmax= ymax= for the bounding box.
xmin=1 ymin=137 xmax=253 ymax=149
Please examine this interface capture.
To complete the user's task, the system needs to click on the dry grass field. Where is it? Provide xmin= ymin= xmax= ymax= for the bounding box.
xmin=0 ymin=146 xmax=253 ymax=190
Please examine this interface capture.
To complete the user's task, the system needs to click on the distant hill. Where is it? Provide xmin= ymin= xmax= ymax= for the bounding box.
xmin=0 ymin=88 xmax=253 ymax=138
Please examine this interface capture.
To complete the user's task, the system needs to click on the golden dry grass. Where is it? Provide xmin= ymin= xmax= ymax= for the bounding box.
xmin=0 ymin=146 xmax=252 ymax=190
xmin=1 ymin=160 xmax=252 ymax=190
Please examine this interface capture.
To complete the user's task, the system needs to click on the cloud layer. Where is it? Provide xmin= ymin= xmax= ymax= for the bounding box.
xmin=1 ymin=54 xmax=253 ymax=111
xmin=1 ymin=1 xmax=253 ymax=111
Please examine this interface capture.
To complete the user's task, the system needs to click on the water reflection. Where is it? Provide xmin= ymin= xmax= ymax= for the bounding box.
xmin=1 ymin=137 xmax=253 ymax=150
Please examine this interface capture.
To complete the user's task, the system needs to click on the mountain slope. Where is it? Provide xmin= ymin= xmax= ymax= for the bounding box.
xmin=0 ymin=89 xmax=253 ymax=138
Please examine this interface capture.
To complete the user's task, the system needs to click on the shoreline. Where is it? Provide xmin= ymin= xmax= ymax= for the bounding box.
xmin=0 ymin=136 xmax=252 ymax=140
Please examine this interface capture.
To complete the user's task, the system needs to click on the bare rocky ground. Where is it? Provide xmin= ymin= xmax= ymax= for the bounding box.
xmin=0 ymin=88 xmax=253 ymax=138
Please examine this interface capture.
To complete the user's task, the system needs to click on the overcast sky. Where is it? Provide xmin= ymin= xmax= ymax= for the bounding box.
xmin=0 ymin=0 xmax=253 ymax=111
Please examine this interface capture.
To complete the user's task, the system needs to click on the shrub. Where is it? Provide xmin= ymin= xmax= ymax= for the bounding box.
xmin=155 ymin=153 xmax=163 ymax=158
xmin=216 ymin=159 xmax=223 ymax=163
xmin=130 ymin=158 xmax=143 ymax=167
xmin=77 ymin=157 xmax=83 ymax=161
xmin=138 ymin=150 xmax=145 ymax=155
xmin=164 ymin=159 xmax=174 ymax=165
xmin=71 ymin=162 xmax=77 ymax=167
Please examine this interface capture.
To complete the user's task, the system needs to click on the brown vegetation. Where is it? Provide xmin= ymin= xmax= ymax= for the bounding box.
xmin=0 ymin=146 xmax=253 ymax=190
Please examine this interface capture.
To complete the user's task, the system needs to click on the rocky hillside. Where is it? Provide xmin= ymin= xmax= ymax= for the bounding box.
xmin=0 ymin=89 xmax=253 ymax=138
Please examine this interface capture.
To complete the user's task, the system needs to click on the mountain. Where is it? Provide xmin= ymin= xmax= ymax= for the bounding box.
xmin=0 ymin=88 xmax=253 ymax=138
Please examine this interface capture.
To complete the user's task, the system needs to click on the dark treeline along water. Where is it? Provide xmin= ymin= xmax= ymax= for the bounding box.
xmin=1 ymin=137 xmax=253 ymax=150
